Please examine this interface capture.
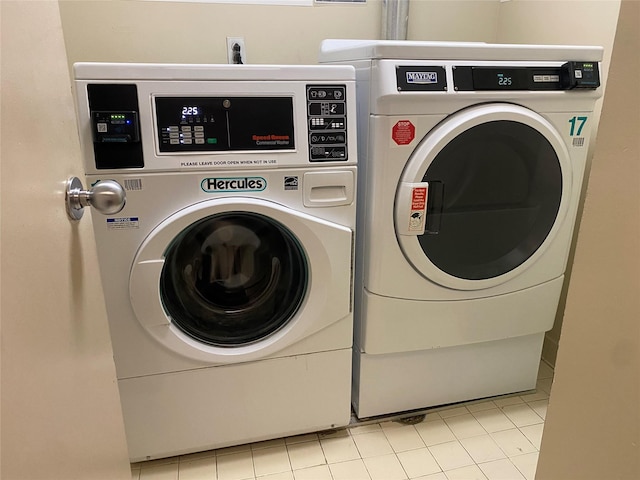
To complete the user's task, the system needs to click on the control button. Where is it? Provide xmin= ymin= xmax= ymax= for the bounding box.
xmin=181 ymin=126 xmax=192 ymax=132
xmin=194 ymin=132 xmax=205 ymax=138
xmin=181 ymin=132 xmax=193 ymax=138
xmin=195 ymin=139 xmax=205 ymax=144
xmin=168 ymin=126 xmax=179 ymax=132
xmin=170 ymin=139 xmax=180 ymax=145
xmin=182 ymin=139 xmax=193 ymax=145
xmin=207 ymin=138 xmax=218 ymax=144
xmin=194 ymin=126 xmax=204 ymax=132
xmin=169 ymin=133 xmax=179 ymax=139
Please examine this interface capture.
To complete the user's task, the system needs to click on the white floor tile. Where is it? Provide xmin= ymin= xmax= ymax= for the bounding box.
xmin=349 ymin=424 xmax=383 ymax=435
xmin=287 ymin=440 xmax=326 ymax=471
xmin=459 ymin=435 xmax=506 ymax=464
xmin=216 ymin=450 xmax=255 ymax=480
xmin=363 ymin=453 xmax=408 ymax=480
xmin=293 ymin=464 xmax=332 ymax=480
xmin=414 ymin=473 xmax=447 ymax=480
xmin=444 ymin=464 xmax=488 ymax=480
xmin=318 ymin=428 xmax=349 ymax=440
xmin=471 ymin=409 xmax=516 ymax=434
xmin=493 ymin=396 xmax=524 ymax=408
xmin=383 ymin=424 xmax=426 ymax=452
xmin=320 ymin=434 xmax=361 ymax=464
xmin=177 ymin=455 xmax=216 ymax=480
xmin=217 ymin=444 xmax=252 ymax=457
xmin=477 ymin=459 xmax=525 ymax=480
xmin=536 ymin=378 xmax=553 ymax=395
xmin=444 ymin=414 xmax=487 ymax=439
xmin=537 ymin=362 xmax=554 ymax=379
xmin=501 ymin=404 xmax=544 ymax=428
xmin=490 ymin=429 xmax=537 ymax=458
xmin=251 ymin=438 xmax=287 ymax=451
xmin=519 ymin=391 xmax=549 ymax=403
xmin=428 ymin=441 xmax=475 ymax=471
xmin=179 ymin=450 xmax=216 ymax=462
xmin=252 ymin=445 xmax=291 ymax=477
xmin=511 ymin=452 xmax=539 ymax=480
xmin=397 ymin=447 xmax=442 ymax=478
xmin=285 ymin=433 xmax=319 ymax=445
xmin=262 ymin=472 xmax=294 ymax=480
xmin=139 ymin=462 xmax=179 ymax=480
xmin=518 ymin=424 xmax=544 ymax=450
xmin=437 ymin=407 xmax=470 ymax=419
xmin=329 ymin=459 xmax=371 ymax=480
xmin=466 ymin=401 xmax=497 ymax=413
xmin=527 ymin=399 xmax=548 ymax=420
xmin=415 ymin=419 xmax=457 ymax=446
xmin=352 ymin=431 xmax=394 ymax=458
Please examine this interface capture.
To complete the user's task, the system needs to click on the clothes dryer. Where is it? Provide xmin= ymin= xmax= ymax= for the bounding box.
xmin=320 ymin=40 xmax=602 ymax=418
xmin=73 ymin=63 xmax=357 ymax=460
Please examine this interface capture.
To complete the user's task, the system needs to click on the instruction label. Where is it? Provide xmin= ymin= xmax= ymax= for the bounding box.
xmin=409 ymin=187 xmax=427 ymax=232
xmin=107 ymin=217 xmax=139 ymax=230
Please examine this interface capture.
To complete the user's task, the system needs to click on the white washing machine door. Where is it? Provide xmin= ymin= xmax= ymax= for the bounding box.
xmin=395 ymin=103 xmax=571 ymax=291
xmin=130 ymin=197 xmax=352 ymax=364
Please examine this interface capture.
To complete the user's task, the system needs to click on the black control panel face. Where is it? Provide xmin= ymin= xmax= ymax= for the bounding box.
xmin=453 ymin=62 xmax=600 ymax=91
xmin=87 ymin=84 xmax=144 ymax=169
xmin=307 ymin=85 xmax=348 ymax=161
xmin=155 ymin=96 xmax=295 ymax=152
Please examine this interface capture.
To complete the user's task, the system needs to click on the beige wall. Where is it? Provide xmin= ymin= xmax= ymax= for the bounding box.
xmin=535 ymin=1 xmax=640 ymax=477
xmin=59 ymin=0 xmax=505 ymax=67
xmin=1 ymin=1 xmax=131 ymax=478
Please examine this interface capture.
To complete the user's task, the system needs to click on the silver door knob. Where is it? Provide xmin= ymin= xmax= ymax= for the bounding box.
xmin=65 ymin=177 xmax=126 ymax=221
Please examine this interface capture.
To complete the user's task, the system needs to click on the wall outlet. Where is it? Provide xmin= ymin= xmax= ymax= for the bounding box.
xmin=227 ymin=37 xmax=246 ymax=64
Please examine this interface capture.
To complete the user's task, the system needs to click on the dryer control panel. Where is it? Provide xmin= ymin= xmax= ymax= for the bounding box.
xmin=453 ymin=62 xmax=600 ymax=91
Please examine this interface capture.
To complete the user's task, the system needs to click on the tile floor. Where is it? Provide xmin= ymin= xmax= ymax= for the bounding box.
xmin=131 ymin=362 xmax=554 ymax=480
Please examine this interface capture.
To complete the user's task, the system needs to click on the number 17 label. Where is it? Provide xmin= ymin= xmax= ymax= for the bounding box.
xmin=569 ymin=116 xmax=588 ymax=136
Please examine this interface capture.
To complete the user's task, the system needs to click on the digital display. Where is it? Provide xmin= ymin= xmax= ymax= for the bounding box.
xmin=473 ymin=68 xmax=526 ymax=90
xmin=181 ymin=106 xmax=200 ymax=116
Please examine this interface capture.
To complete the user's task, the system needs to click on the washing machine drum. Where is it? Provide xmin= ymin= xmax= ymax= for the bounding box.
xmin=396 ymin=104 xmax=572 ymax=290
xmin=160 ymin=212 xmax=308 ymax=346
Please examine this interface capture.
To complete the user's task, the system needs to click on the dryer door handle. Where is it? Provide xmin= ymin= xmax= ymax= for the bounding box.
xmin=396 ymin=182 xmax=429 ymax=236
xmin=424 ymin=180 xmax=444 ymax=235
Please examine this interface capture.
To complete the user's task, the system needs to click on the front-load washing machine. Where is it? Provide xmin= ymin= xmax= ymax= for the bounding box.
xmin=73 ymin=63 xmax=357 ymax=460
xmin=320 ymin=40 xmax=602 ymax=418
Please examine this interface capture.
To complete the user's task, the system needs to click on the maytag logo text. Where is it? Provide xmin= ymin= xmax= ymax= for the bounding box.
xmin=406 ymin=72 xmax=438 ymax=84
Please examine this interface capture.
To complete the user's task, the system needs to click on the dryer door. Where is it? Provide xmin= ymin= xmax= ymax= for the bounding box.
xmin=130 ymin=197 xmax=352 ymax=363
xmin=395 ymin=103 xmax=571 ymax=291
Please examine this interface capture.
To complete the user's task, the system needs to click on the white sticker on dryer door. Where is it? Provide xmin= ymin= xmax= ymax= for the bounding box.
xmin=107 ymin=217 xmax=139 ymax=230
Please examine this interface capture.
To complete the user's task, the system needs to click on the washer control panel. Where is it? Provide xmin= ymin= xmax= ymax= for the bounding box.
xmin=153 ymin=85 xmax=348 ymax=161
xmin=307 ymin=85 xmax=348 ymax=161
xmin=155 ymin=96 xmax=295 ymax=153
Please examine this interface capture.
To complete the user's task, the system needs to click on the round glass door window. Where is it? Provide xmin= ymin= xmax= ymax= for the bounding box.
xmin=419 ymin=120 xmax=562 ymax=280
xmin=160 ymin=212 xmax=309 ymax=346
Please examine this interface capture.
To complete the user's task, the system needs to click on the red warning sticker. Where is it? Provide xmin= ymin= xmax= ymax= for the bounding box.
xmin=392 ymin=120 xmax=415 ymax=145
xmin=411 ymin=187 xmax=427 ymax=210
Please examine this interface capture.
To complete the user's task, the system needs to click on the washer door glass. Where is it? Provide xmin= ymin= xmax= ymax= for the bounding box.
xmin=160 ymin=212 xmax=308 ymax=346
xmin=421 ymin=120 xmax=561 ymax=280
